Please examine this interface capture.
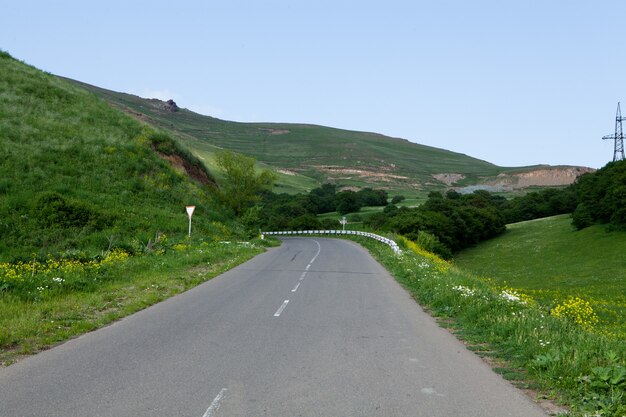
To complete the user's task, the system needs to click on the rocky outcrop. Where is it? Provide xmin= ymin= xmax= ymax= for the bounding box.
xmin=162 ymin=99 xmax=179 ymax=112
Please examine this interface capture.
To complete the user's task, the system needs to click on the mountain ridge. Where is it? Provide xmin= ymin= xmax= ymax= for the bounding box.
xmin=63 ymin=77 xmax=592 ymax=195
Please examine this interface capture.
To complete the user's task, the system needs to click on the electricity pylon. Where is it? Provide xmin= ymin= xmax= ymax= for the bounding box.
xmin=602 ymin=102 xmax=625 ymax=162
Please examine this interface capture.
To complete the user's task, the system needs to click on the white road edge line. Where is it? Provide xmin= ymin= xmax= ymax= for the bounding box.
xmin=202 ymin=388 xmax=227 ymax=417
xmin=291 ymin=282 xmax=301 ymax=292
xmin=274 ymin=300 xmax=290 ymax=317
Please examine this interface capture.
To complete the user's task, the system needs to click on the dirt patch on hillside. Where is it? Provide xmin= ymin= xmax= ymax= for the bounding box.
xmin=312 ymin=165 xmax=409 ymax=183
xmin=487 ymin=167 xmax=594 ymax=190
xmin=504 ymin=167 xmax=594 ymax=187
xmin=259 ymin=128 xmax=290 ymax=135
xmin=277 ymin=169 xmax=297 ymax=176
xmin=338 ymin=186 xmax=361 ymax=192
xmin=432 ymin=167 xmax=594 ymax=193
xmin=160 ymin=153 xmax=217 ymax=187
xmin=433 ymin=173 xmax=466 ymax=186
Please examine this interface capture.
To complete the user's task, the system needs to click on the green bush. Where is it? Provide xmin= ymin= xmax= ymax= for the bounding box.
xmin=375 ymin=191 xmax=507 ymax=254
xmin=572 ymin=203 xmax=594 ymax=230
xmin=407 ymin=230 xmax=451 ymax=259
xmin=572 ymin=160 xmax=626 ymax=229
xmin=288 ymin=214 xmax=321 ymax=230
xmin=320 ymin=218 xmax=340 ymax=229
xmin=391 ymin=195 xmax=405 ymax=204
xmin=336 ymin=190 xmax=360 ymax=215
xmin=31 ymin=192 xmax=111 ymax=230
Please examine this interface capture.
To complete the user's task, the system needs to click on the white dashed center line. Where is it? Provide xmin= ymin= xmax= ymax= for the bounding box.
xmin=202 ymin=388 xmax=227 ymax=417
xmin=274 ymin=300 xmax=290 ymax=317
xmin=273 ymin=240 xmax=321 ymax=317
xmin=310 ymin=240 xmax=321 ymax=263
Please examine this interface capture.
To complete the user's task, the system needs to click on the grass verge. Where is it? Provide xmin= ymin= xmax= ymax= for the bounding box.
xmin=0 ymin=240 xmax=267 ymax=366
xmin=348 ymin=234 xmax=626 ymax=417
xmin=454 ymin=214 xmax=626 ymax=338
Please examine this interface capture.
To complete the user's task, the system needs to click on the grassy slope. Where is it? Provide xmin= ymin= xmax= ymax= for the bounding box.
xmin=0 ymin=52 xmax=271 ymax=363
xmin=0 ymin=53 xmax=234 ymax=261
xmin=65 ymin=78 xmax=531 ymax=195
xmin=454 ymin=214 xmax=626 ymax=334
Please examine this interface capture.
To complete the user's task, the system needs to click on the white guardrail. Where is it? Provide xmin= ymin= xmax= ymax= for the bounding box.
xmin=261 ymin=230 xmax=402 ymax=254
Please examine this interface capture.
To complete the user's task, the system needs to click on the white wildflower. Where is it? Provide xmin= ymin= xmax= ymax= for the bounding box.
xmin=500 ymin=289 xmax=526 ymax=304
xmin=452 ymin=285 xmax=476 ymax=297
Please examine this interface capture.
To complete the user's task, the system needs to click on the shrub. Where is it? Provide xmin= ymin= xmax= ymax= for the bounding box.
xmin=383 ymin=203 xmax=399 ymax=215
xmin=572 ymin=203 xmax=594 ymax=230
xmin=320 ymin=218 xmax=340 ymax=229
xmin=336 ymin=191 xmax=360 ymax=215
xmin=288 ymin=214 xmax=321 ymax=230
xmin=409 ymin=230 xmax=451 ymax=259
xmin=391 ymin=195 xmax=405 ymax=204
xmin=356 ymin=188 xmax=388 ymax=206
xmin=347 ymin=214 xmax=362 ymax=222
xmin=31 ymin=192 xmax=110 ymax=230
xmin=572 ymin=160 xmax=626 ymax=229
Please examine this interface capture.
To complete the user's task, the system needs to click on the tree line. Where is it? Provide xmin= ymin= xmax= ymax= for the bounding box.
xmin=570 ymin=160 xmax=626 ymax=230
xmin=252 ymin=184 xmax=389 ymax=232
xmin=362 ymin=160 xmax=626 ymax=258
xmin=215 ymin=151 xmax=625 ymax=259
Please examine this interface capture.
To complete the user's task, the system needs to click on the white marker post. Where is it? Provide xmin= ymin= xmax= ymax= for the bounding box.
xmin=186 ymin=205 xmax=196 ymax=237
xmin=340 ymin=216 xmax=347 ymax=231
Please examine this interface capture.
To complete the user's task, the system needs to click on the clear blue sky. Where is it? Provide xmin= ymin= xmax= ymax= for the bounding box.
xmin=2 ymin=0 xmax=624 ymax=168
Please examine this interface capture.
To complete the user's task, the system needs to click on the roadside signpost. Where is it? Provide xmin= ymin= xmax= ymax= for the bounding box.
xmin=340 ymin=216 xmax=347 ymax=231
xmin=186 ymin=205 xmax=196 ymax=237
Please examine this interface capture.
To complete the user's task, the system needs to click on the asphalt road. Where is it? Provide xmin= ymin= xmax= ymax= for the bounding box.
xmin=0 ymin=238 xmax=548 ymax=417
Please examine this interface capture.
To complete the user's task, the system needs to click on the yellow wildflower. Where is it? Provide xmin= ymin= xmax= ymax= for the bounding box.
xmin=551 ymin=297 xmax=599 ymax=330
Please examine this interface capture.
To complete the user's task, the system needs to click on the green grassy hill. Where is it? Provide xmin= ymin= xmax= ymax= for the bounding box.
xmin=454 ymin=214 xmax=626 ymax=335
xmin=66 ymin=78 xmax=545 ymax=195
xmin=0 ymin=52 xmax=235 ymax=261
